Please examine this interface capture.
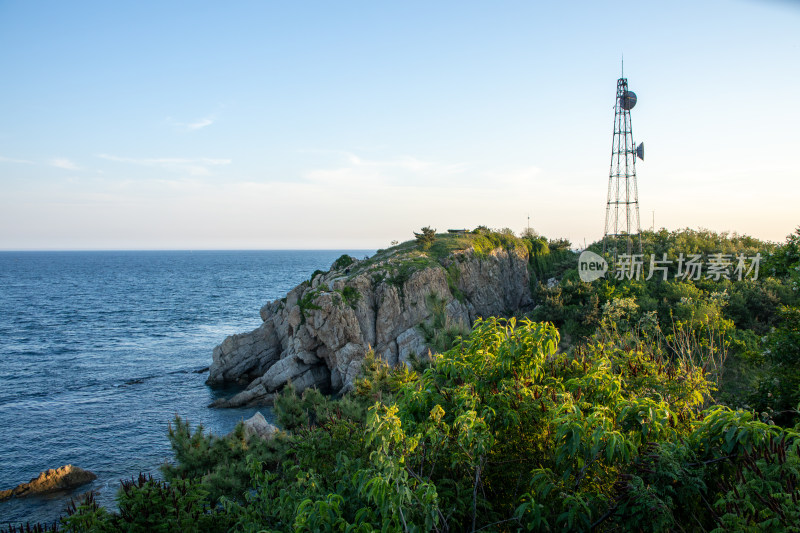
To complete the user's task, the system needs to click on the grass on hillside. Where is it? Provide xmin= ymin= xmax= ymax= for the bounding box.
xmin=349 ymin=229 xmax=533 ymax=279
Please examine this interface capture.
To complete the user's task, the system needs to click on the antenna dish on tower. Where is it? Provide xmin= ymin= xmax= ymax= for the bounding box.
xmin=604 ymin=75 xmax=643 ymax=256
xmin=620 ymin=90 xmax=637 ymax=110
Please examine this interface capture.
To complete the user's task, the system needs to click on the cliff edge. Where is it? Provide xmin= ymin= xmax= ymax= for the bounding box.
xmin=207 ymin=231 xmax=535 ymax=407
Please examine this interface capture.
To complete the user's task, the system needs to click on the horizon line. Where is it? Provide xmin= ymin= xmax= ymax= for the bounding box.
xmin=0 ymin=248 xmax=378 ymax=253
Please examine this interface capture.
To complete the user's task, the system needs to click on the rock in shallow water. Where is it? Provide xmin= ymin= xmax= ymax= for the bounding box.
xmin=0 ymin=465 xmax=97 ymax=500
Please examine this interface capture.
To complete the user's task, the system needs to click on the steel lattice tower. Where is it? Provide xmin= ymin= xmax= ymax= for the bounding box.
xmin=603 ymin=75 xmax=643 ymax=256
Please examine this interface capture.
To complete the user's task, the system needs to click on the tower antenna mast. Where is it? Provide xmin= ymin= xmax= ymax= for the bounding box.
xmin=603 ymin=66 xmax=644 ymax=256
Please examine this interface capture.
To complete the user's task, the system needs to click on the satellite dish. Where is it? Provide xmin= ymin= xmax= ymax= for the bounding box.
xmin=636 ymin=142 xmax=644 ymax=161
xmin=620 ymin=90 xmax=637 ymax=110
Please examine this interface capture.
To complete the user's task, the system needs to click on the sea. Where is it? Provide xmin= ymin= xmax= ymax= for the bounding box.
xmin=0 ymin=249 xmax=372 ymax=527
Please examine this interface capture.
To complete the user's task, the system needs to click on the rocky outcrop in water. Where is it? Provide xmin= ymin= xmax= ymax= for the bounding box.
xmin=0 ymin=465 xmax=96 ymax=500
xmin=208 ymin=236 xmax=534 ymax=407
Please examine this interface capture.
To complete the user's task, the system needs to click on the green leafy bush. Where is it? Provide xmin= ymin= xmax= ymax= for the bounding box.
xmin=752 ymin=306 xmax=800 ymax=425
xmin=418 ymin=292 xmax=469 ymax=353
xmin=60 ymin=475 xmax=229 ymax=532
xmin=413 ymin=226 xmax=437 ymax=250
xmin=332 ymin=254 xmax=355 ymax=271
xmin=35 ymin=226 xmax=800 ymax=532
xmin=42 ymin=312 xmax=800 ymax=532
xmin=366 ymin=317 xmax=713 ymax=530
xmin=340 ymin=285 xmax=361 ymax=308
xmin=161 ymin=416 xmax=287 ymax=504
xmin=297 ymin=290 xmax=321 ymax=324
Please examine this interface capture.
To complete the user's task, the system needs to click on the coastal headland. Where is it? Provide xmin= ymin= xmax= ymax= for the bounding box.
xmin=207 ymin=229 xmax=544 ymax=406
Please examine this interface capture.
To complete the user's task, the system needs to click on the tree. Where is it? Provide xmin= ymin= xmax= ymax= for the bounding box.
xmin=414 ymin=226 xmax=436 ymax=250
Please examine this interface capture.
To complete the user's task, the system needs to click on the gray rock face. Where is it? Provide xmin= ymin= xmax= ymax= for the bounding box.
xmin=448 ymin=246 xmax=533 ymax=320
xmin=210 ymin=321 xmax=280 ymax=385
xmin=0 ymin=465 xmax=96 ymax=501
xmin=240 ymin=412 xmax=280 ymax=440
xmin=396 ymin=327 xmax=428 ymax=367
xmin=207 ymin=244 xmax=533 ymax=407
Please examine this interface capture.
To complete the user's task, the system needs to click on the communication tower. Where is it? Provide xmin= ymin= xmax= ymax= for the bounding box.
xmin=603 ymin=65 xmax=644 ymax=256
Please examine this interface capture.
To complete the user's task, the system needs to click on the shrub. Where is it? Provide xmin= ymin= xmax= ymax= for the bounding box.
xmin=59 ymin=475 xmax=230 ymax=532
xmin=419 ymin=292 xmax=469 ymax=353
xmin=113 ymin=474 xmax=226 ymax=532
xmin=368 ymin=317 xmax=715 ymax=530
xmin=340 ymin=285 xmax=361 ymax=308
xmin=548 ymin=237 xmax=572 ymax=251
xmin=162 ymin=416 xmax=289 ymax=505
xmin=413 ymin=226 xmax=436 ymax=250
xmin=49 ymin=310 xmax=800 ymax=531
xmin=752 ymin=305 xmax=800 ymax=424
xmin=297 ymin=290 xmax=321 ymax=324
xmin=445 ymin=264 xmax=465 ymax=303
xmin=331 ymin=254 xmax=355 ymax=271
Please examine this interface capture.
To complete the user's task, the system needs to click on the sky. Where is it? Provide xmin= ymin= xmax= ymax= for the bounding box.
xmin=0 ymin=0 xmax=798 ymax=250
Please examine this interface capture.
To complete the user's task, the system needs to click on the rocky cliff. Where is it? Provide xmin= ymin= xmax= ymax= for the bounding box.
xmin=207 ymin=233 xmax=534 ymax=407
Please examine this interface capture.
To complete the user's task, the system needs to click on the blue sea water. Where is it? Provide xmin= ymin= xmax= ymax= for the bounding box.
xmin=0 ymin=250 xmax=372 ymax=527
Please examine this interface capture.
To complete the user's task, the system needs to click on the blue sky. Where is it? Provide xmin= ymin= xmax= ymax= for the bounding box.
xmin=1 ymin=0 xmax=798 ymax=250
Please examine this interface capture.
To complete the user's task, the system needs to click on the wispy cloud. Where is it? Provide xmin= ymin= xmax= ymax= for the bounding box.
xmin=0 ymin=155 xmax=34 ymax=164
xmin=166 ymin=115 xmax=216 ymax=132
xmin=51 ymin=158 xmax=80 ymax=170
xmin=96 ymin=154 xmax=231 ymax=176
xmin=186 ymin=118 xmax=213 ymax=130
xmin=304 ymin=151 xmax=470 ymax=187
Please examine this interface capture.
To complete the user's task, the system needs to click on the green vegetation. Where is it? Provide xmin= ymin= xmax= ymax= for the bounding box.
xmin=339 ymin=285 xmax=361 ymax=309
xmin=530 ymin=226 xmax=799 ymax=422
xmin=345 ymin=226 xmax=534 ymax=283
xmin=59 ymin=474 xmax=226 ymax=532
xmin=418 ymin=292 xmax=470 ymax=353
xmin=297 ymin=290 xmax=321 ymax=324
xmin=529 ymin=245 xmax=576 ymax=286
xmin=470 ymin=226 xmax=529 ymax=258
xmin=386 ymin=256 xmax=437 ymax=301
xmin=445 ymin=264 xmax=465 ymax=303
xmin=332 ymin=254 xmax=356 ymax=271
xmin=428 ymin=233 xmax=474 ymax=261
xmin=47 ymin=314 xmax=800 ymax=532
xmin=413 ymin=226 xmax=437 ymax=250
xmin=12 ymin=225 xmax=800 ymax=532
